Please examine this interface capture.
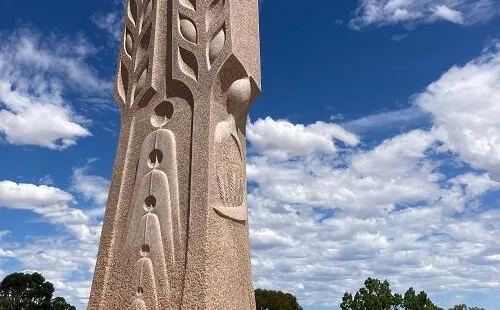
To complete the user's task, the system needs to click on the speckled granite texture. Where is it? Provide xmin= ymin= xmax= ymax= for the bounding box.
xmin=88 ymin=0 xmax=261 ymax=309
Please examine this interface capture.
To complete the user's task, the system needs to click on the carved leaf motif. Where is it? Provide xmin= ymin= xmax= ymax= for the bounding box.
xmin=179 ymin=17 xmax=197 ymax=44
xmin=178 ymin=48 xmax=198 ymax=81
xmin=136 ymin=65 xmax=148 ymax=96
xmin=143 ymin=0 xmax=153 ymax=27
xmin=128 ymin=0 xmax=138 ymax=25
xmin=206 ymin=0 xmax=224 ymax=28
xmin=117 ymin=62 xmax=129 ymax=102
xmin=179 ymin=0 xmax=195 ymax=11
xmin=208 ymin=25 xmax=225 ymax=64
xmin=125 ymin=30 xmax=134 ymax=57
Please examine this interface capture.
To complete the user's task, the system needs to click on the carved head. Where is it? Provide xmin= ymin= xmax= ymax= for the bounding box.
xmin=226 ymin=77 xmax=252 ymax=117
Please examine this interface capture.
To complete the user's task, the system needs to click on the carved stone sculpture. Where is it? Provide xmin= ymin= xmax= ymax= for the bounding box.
xmin=88 ymin=0 xmax=261 ymax=309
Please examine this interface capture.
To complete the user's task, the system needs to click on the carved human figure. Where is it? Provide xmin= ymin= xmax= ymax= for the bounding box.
xmin=213 ymin=77 xmax=252 ymax=222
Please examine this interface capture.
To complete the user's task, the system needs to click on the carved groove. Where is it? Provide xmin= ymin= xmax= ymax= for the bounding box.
xmin=179 ymin=48 xmax=198 ymax=81
xmin=117 ymin=63 xmax=129 ymax=103
xmin=140 ymin=26 xmax=152 ymax=52
xmin=143 ymin=0 xmax=153 ymax=26
xmin=136 ymin=65 xmax=148 ymax=96
xmin=128 ymin=0 xmax=138 ymax=25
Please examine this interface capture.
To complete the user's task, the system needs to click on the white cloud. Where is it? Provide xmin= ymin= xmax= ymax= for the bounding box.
xmin=342 ymin=106 xmax=428 ymax=133
xmin=350 ymin=0 xmax=497 ymax=29
xmin=91 ymin=12 xmax=123 ymax=42
xmin=0 ymin=180 xmax=101 ymax=241
xmin=247 ymin=117 xmax=359 ymax=160
xmin=416 ymin=44 xmax=500 ymax=178
xmin=244 ymin=41 xmax=500 ymax=308
xmin=432 ymin=5 xmax=464 ymax=24
xmin=71 ymin=166 xmax=110 ymax=206
xmin=0 ymin=180 xmax=102 ymax=308
xmin=350 ymin=129 xmax=437 ymax=177
xmin=0 ymin=28 xmax=111 ymax=149
xmin=3 ymin=21 xmax=500 ymax=310
xmin=0 ymin=181 xmax=73 ymax=209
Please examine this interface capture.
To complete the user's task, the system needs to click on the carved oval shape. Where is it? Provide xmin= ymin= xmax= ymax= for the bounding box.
xmin=128 ymin=0 xmax=138 ymax=25
xmin=179 ymin=0 xmax=195 ymax=10
xmin=227 ymin=78 xmax=251 ymax=112
xmin=179 ymin=47 xmax=198 ymax=81
xmin=209 ymin=26 xmax=226 ymax=64
xmin=125 ymin=30 xmax=133 ymax=56
xmin=151 ymin=101 xmax=174 ymax=128
xmin=179 ymin=17 xmax=197 ymax=44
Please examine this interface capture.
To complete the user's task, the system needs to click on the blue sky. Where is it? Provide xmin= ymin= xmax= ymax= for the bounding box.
xmin=1 ymin=0 xmax=500 ymax=309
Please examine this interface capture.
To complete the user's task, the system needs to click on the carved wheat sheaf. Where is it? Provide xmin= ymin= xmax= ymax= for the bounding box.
xmin=116 ymin=0 xmax=156 ymax=108
xmin=176 ymin=0 xmax=227 ymax=84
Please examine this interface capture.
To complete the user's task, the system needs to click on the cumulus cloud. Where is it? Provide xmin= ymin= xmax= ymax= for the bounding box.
xmin=0 ymin=181 xmax=99 ymax=233
xmin=0 ymin=179 xmax=102 ymax=308
xmin=0 ymin=28 xmax=111 ymax=149
xmin=245 ymin=41 xmax=500 ymax=308
xmin=247 ymin=117 xmax=359 ymax=160
xmin=350 ymin=0 xmax=497 ymax=29
xmin=416 ymin=44 xmax=500 ymax=178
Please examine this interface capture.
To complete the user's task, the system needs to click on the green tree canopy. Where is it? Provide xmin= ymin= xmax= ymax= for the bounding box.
xmin=340 ymin=277 xmax=443 ymax=310
xmin=402 ymin=287 xmax=441 ymax=310
xmin=255 ymin=288 xmax=303 ymax=310
xmin=340 ymin=277 xmax=403 ymax=310
xmin=0 ymin=272 xmax=75 ymax=310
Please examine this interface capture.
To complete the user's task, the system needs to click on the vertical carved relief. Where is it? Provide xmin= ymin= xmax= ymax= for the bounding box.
xmin=212 ymin=77 xmax=251 ymax=222
xmin=115 ymin=0 xmax=162 ymax=109
xmin=90 ymin=0 xmax=260 ymax=308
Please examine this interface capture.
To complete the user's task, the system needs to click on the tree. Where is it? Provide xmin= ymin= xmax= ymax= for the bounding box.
xmin=340 ymin=277 xmax=403 ymax=310
xmin=255 ymin=288 xmax=303 ymax=310
xmin=51 ymin=297 xmax=76 ymax=310
xmin=0 ymin=272 xmax=75 ymax=310
xmin=340 ymin=278 xmax=443 ymax=310
xmin=402 ymin=287 xmax=441 ymax=310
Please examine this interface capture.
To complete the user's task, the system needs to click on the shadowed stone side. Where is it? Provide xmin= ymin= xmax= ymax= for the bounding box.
xmin=88 ymin=0 xmax=261 ymax=309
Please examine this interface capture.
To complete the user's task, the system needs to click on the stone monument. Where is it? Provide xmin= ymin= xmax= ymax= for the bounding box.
xmin=87 ymin=0 xmax=261 ymax=309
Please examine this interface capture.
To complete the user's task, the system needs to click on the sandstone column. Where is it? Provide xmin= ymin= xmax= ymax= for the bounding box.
xmin=88 ymin=0 xmax=261 ymax=309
